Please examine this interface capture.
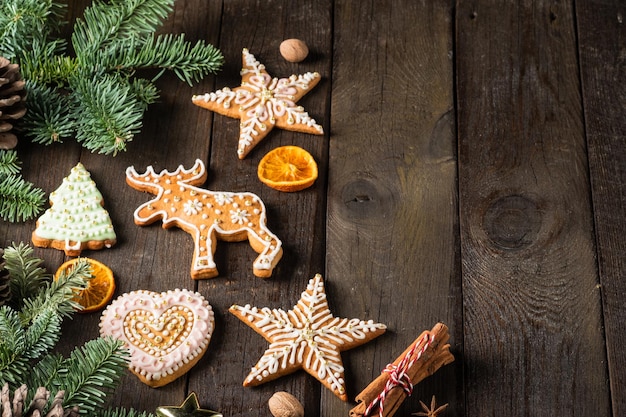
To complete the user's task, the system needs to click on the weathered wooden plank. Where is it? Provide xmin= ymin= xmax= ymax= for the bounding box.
xmin=576 ymin=1 xmax=626 ymax=415
xmin=456 ymin=1 xmax=610 ymax=416
xmin=188 ymin=1 xmax=332 ymax=416
xmin=326 ymin=1 xmax=460 ymax=416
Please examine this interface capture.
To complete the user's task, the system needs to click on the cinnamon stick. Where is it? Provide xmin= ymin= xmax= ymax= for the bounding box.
xmin=350 ymin=323 xmax=454 ymax=417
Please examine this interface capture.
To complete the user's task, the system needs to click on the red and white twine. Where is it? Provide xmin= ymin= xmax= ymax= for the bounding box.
xmin=364 ymin=332 xmax=435 ymax=417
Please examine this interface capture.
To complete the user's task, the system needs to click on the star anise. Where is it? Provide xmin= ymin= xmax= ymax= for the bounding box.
xmin=412 ymin=395 xmax=448 ymax=417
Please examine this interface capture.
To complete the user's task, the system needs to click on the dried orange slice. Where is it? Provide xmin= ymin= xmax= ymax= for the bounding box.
xmin=54 ymin=257 xmax=115 ymax=314
xmin=257 ymin=146 xmax=318 ymax=192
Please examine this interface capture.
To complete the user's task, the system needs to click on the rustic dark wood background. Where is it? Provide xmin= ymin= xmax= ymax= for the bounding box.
xmin=1 ymin=0 xmax=624 ymax=416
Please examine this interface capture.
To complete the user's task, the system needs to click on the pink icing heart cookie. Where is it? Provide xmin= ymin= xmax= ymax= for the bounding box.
xmin=99 ymin=289 xmax=214 ymax=388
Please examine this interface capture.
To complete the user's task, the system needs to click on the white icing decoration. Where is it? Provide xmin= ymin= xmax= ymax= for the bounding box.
xmin=183 ymin=199 xmax=203 ymax=216
xmin=230 ymin=209 xmax=249 ymax=225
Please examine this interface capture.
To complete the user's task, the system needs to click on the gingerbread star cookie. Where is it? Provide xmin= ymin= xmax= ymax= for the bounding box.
xmin=192 ymin=48 xmax=324 ymax=159
xmin=99 ymin=289 xmax=215 ymax=388
xmin=229 ymin=274 xmax=387 ymax=401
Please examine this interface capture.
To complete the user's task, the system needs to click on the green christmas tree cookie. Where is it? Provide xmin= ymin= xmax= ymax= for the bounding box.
xmin=32 ymin=162 xmax=116 ymax=256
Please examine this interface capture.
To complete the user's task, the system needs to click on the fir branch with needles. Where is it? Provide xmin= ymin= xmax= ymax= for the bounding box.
xmin=17 ymin=260 xmax=89 ymax=324
xmin=2 ymin=242 xmax=51 ymax=310
xmin=0 ymin=0 xmax=223 ymax=155
xmin=0 ymin=243 xmax=152 ymax=417
xmin=99 ymin=408 xmax=155 ymax=417
xmin=0 ymin=151 xmax=45 ymax=223
xmin=0 ymin=150 xmax=21 ymax=176
xmin=58 ymin=337 xmax=131 ymax=414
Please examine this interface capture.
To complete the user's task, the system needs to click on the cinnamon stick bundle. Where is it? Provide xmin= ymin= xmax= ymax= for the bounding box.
xmin=350 ymin=322 xmax=454 ymax=417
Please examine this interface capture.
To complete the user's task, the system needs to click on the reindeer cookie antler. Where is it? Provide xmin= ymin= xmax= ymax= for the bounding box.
xmin=126 ymin=159 xmax=283 ymax=279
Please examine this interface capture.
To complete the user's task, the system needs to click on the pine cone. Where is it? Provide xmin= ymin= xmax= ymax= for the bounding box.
xmin=0 ymin=57 xmax=27 ymax=150
xmin=1 ymin=384 xmax=80 ymax=417
xmin=0 ymin=248 xmax=10 ymax=307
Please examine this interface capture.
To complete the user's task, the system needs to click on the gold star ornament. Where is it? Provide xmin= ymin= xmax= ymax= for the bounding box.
xmin=192 ymin=48 xmax=324 ymax=159
xmin=156 ymin=392 xmax=222 ymax=417
xmin=229 ymin=274 xmax=387 ymax=401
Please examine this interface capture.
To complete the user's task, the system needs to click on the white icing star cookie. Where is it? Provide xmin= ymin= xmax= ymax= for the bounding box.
xmin=229 ymin=274 xmax=387 ymax=401
xmin=99 ymin=289 xmax=214 ymax=388
xmin=192 ymin=48 xmax=324 ymax=159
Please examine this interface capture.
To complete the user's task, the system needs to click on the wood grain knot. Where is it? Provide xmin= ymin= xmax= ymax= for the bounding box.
xmin=483 ymin=195 xmax=542 ymax=250
xmin=340 ymin=178 xmax=391 ymax=222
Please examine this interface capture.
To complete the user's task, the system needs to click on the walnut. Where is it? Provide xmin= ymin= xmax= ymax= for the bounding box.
xmin=279 ymin=39 xmax=309 ymax=63
xmin=268 ymin=391 xmax=304 ymax=417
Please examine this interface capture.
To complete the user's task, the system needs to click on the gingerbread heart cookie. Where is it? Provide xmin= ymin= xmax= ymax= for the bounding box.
xmin=99 ymin=289 xmax=214 ymax=388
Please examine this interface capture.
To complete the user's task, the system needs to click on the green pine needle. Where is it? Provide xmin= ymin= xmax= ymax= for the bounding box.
xmin=0 ymin=150 xmax=21 ymax=176
xmin=72 ymin=0 xmax=174 ymax=57
xmin=0 ymin=174 xmax=45 ymax=223
xmin=2 ymin=242 xmax=50 ymax=308
xmin=19 ymin=258 xmax=91 ymax=324
xmin=23 ymin=307 xmax=62 ymax=359
xmin=21 ymin=81 xmax=75 ymax=144
xmin=59 ymin=337 xmax=130 ymax=414
xmin=0 ymin=0 xmax=67 ymax=60
xmin=71 ymin=73 xmax=146 ymax=155
xmin=0 ymin=243 xmax=133 ymax=416
xmin=129 ymin=78 xmax=160 ymax=109
xmin=93 ymin=33 xmax=224 ymax=85
xmin=0 ymin=306 xmax=29 ymax=385
xmin=24 ymin=351 xmax=65 ymax=395
xmin=98 ymin=408 xmax=156 ymax=417
xmin=1 ymin=0 xmax=223 ymax=155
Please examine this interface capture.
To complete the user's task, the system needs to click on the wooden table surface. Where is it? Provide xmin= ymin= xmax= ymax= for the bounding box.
xmin=2 ymin=1 xmax=625 ymax=416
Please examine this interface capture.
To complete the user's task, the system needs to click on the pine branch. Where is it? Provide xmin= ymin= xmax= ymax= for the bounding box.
xmin=19 ymin=39 xmax=73 ymax=85
xmin=0 ymin=1 xmax=67 ymax=60
xmin=23 ymin=307 xmax=62 ymax=359
xmin=59 ymin=337 xmax=130 ymax=414
xmin=2 ymin=242 xmax=50 ymax=308
xmin=18 ymin=259 xmax=90 ymax=324
xmin=3 ymin=0 xmax=223 ymax=156
xmin=94 ymin=34 xmax=224 ymax=85
xmin=23 ymin=351 xmax=65 ymax=396
xmin=129 ymin=78 xmax=160 ymax=109
xmin=0 ymin=150 xmax=21 ymax=175
xmin=0 ymin=174 xmax=45 ymax=223
xmin=98 ymin=408 xmax=156 ymax=417
xmin=21 ymin=80 xmax=75 ymax=144
xmin=0 ymin=306 xmax=29 ymax=385
xmin=70 ymin=73 xmax=146 ymax=155
xmin=0 ymin=306 xmax=61 ymax=385
xmin=0 ymin=244 xmax=133 ymax=416
xmin=72 ymin=0 xmax=174 ymax=57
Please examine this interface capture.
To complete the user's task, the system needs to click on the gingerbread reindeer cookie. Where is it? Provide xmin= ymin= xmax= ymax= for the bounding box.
xmin=126 ymin=159 xmax=282 ymax=279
